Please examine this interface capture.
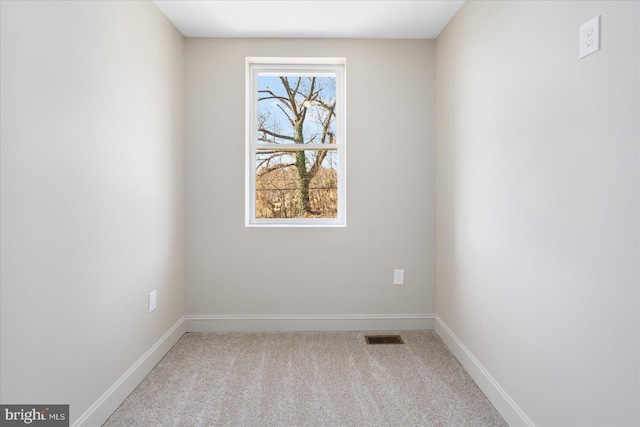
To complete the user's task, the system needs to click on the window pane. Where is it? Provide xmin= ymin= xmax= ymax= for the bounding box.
xmin=255 ymin=150 xmax=338 ymax=219
xmin=257 ymin=75 xmax=336 ymax=146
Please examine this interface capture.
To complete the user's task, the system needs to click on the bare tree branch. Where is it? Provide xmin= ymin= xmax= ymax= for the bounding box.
xmin=275 ymin=104 xmax=295 ymax=127
xmin=292 ymin=77 xmax=302 ymax=100
xmin=319 ymin=100 xmax=337 ymax=145
xmin=300 ymin=77 xmax=316 ymax=123
xmin=258 ymin=95 xmax=290 ymax=104
xmin=308 ymin=150 xmax=328 ymax=180
xmin=258 ymin=89 xmax=290 ymax=103
xmin=307 ymin=99 xmax=336 ymax=181
xmin=257 ymin=161 xmax=295 ymax=176
xmin=258 ymin=128 xmax=295 ymax=142
xmin=316 ymin=99 xmax=337 ymax=113
xmin=280 ymin=77 xmax=300 ymax=119
xmin=257 ymin=151 xmax=291 ymax=169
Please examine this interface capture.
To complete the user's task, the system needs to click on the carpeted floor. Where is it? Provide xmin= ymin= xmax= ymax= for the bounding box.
xmin=104 ymin=331 xmax=507 ymax=426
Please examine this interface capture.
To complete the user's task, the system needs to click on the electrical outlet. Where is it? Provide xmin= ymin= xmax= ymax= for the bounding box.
xmin=393 ymin=269 xmax=404 ymax=285
xmin=579 ymin=15 xmax=600 ymax=58
xmin=149 ymin=290 xmax=157 ymax=312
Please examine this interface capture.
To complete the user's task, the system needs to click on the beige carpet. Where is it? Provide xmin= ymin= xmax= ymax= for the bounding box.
xmin=104 ymin=331 xmax=507 ymax=426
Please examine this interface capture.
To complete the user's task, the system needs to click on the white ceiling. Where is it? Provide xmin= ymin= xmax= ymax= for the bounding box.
xmin=153 ymin=1 xmax=466 ymax=39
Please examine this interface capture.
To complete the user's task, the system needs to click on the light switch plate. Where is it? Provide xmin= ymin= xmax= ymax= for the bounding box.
xmin=579 ymin=15 xmax=600 ymax=58
xmin=393 ymin=269 xmax=404 ymax=285
xmin=149 ymin=290 xmax=157 ymax=312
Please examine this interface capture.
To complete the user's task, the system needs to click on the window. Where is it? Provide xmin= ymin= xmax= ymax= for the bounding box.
xmin=246 ymin=57 xmax=346 ymax=227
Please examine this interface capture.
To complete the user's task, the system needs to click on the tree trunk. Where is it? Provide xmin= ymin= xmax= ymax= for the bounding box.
xmin=294 ymin=120 xmax=310 ymax=215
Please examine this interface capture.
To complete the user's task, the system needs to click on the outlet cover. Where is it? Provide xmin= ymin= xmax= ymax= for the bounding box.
xmin=393 ymin=269 xmax=404 ymax=285
xmin=149 ymin=290 xmax=157 ymax=312
xmin=579 ymin=15 xmax=600 ymax=58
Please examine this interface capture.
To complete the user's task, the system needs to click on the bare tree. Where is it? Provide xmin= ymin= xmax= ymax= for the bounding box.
xmin=257 ymin=76 xmax=336 ymax=216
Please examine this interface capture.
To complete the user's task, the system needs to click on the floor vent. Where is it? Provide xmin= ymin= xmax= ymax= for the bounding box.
xmin=365 ymin=335 xmax=404 ymax=345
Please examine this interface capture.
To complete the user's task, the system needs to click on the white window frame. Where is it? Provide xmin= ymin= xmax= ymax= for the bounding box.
xmin=245 ymin=57 xmax=346 ymax=227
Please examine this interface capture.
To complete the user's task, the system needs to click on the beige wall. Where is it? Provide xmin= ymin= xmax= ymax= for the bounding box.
xmin=185 ymin=39 xmax=435 ymax=327
xmin=7 ymin=1 xmax=638 ymax=425
xmin=0 ymin=1 xmax=184 ymax=424
xmin=435 ymin=1 xmax=639 ymax=425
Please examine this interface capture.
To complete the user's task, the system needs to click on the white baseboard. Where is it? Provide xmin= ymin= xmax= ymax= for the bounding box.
xmin=72 ymin=317 xmax=186 ymax=427
xmin=434 ymin=316 xmax=535 ymax=427
xmin=185 ymin=314 xmax=435 ymax=332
